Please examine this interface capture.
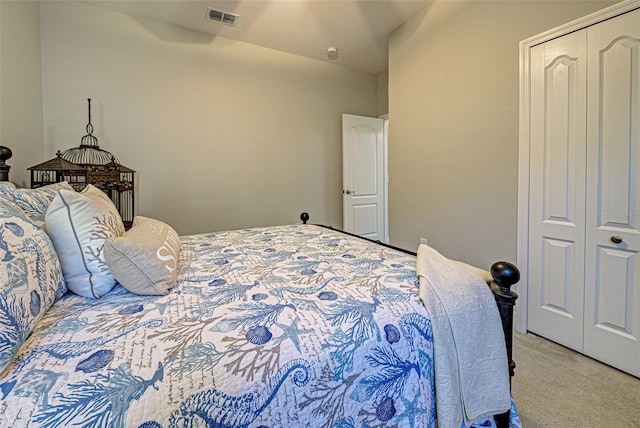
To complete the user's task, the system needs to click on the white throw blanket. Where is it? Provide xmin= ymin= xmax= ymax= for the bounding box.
xmin=416 ymin=243 xmax=510 ymax=428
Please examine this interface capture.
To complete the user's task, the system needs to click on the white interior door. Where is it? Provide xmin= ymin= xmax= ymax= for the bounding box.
xmin=527 ymin=30 xmax=588 ymax=352
xmin=583 ymin=8 xmax=640 ymax=377
xmin=342 ymin=114 xmax=386 ymax=242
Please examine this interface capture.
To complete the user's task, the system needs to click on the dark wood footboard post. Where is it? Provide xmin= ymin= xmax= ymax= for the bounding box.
xmin=0 ymin=146 xmax=12 ymax=182
xmin=490 ymin=261 xmax=519 ymax=428
xmin=300 ymin=212 xmax=310 ymax=224
xmin=491 ymin=261 xmax=520 ymax=383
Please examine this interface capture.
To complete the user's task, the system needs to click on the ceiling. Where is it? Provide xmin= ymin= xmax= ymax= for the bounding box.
xmin=87 ymin=0 xmax=432 ymax=74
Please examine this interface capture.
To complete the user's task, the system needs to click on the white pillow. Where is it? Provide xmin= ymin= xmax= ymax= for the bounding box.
xmin=45 ymin=184 xmax=125 ymax=298
xmin=104 ymin=216 xmax=181 ymax=295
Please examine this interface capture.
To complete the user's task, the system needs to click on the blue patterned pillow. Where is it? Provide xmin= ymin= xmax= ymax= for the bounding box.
xmin=0 ymin=181 xmax=16 ymax=201
xmin=12 ymin=182 xmax=74 ymax=227
xmin=0 ymin=198 xmax=67 ymax=373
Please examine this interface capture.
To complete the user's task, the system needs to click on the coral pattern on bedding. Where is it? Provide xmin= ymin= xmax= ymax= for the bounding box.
xmin=0 ymin=224 xmax=520 ymax=427
xmin=0 ymin=200 xmax=66 ymax=374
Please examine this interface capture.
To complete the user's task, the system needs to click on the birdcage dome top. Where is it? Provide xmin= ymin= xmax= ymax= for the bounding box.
xmin=61 ymin=146 xmax=119 ymax=166
xmin=59 ymin=98 xmax=120 ymax=166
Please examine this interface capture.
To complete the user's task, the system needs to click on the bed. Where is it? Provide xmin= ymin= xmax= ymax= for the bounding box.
xmin=0 ymin=146 xmax=521 ymax=428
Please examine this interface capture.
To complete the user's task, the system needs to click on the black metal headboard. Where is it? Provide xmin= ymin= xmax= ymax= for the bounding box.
xmin=0 ymin=146 xmax=12 ymax=182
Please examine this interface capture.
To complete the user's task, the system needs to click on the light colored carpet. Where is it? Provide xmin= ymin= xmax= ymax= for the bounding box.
xmin=511 ymin=331 xmax=640 ymax=427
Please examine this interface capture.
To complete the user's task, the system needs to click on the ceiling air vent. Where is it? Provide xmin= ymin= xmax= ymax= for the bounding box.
xmin=207 ymin=8 xmax=239 ymax=26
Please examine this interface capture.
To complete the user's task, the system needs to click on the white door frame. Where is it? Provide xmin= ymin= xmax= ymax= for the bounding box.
xmin=342 ymin=114 xmax=388 ymax=243
xmin=516 ymin=0 xmax=640 ymax=332
xmin=381 ymin=114 xmax=389 ymax=243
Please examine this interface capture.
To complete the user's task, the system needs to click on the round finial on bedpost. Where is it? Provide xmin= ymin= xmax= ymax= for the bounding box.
xmin=300 ymin=212 xmax=310 ymax=224
xmin=0 ymin=146 xmax=13 ymax=182
xmin=0 ymin=146 xmax=12 ymax=161
xmin=491 ymin=261 xmax=520 ymax=293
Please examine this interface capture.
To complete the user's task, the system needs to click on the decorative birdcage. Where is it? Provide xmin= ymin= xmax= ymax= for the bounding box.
xmin=29 ymin=99 xmax=135 ymax=228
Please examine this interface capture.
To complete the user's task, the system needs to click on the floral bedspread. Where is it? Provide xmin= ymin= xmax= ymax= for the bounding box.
xmin=0 ymin=224 xmax=520 ymax=427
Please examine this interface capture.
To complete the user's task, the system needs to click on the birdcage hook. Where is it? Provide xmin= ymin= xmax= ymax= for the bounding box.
xmin=81 ymin=98 xmax=99 ymax=148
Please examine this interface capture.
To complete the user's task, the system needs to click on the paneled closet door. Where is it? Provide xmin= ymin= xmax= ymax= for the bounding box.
xmin=584 ymin=8 xmax=640 ymax=377
xmin=527 ymin=30 xmax=587 ymax=352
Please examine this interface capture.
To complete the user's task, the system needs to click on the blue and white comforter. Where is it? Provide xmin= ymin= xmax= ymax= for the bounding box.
xmin=0 ymin=224 xmax=520 ymax=427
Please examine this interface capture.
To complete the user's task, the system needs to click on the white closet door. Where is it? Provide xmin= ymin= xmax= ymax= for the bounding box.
xmin=342 ymin=114 xmax=386 ymax=241
xmin=584 ymin=8 xmax=640 ymax=377
xmin=528 ymin=30 xmax=588 ymax=351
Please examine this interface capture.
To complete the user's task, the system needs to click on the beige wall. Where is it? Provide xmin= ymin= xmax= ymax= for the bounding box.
xmin=33 ymin=1 xmax=378 ymax=235
xmin=0 ymin=1 xmax=45 ymax=187
xmin=377 ymin=71 xmax=389 ymax=116
xmin=388 ymin=1 xmax=615 ymax=268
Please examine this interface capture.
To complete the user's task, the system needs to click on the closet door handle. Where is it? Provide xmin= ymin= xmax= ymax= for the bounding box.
xmin=610 ymin=236 xmax=623 ymax=244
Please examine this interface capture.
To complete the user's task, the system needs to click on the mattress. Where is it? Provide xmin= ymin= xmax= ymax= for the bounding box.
xmin=0 ymin=224 xmax=521 ymax=427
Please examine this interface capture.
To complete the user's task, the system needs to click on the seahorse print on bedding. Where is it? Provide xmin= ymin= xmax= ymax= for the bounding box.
xmin=399 ymin=312 xmax=434 ymax=351
xmin=168 ymin=358 xmax=311 ymax=428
